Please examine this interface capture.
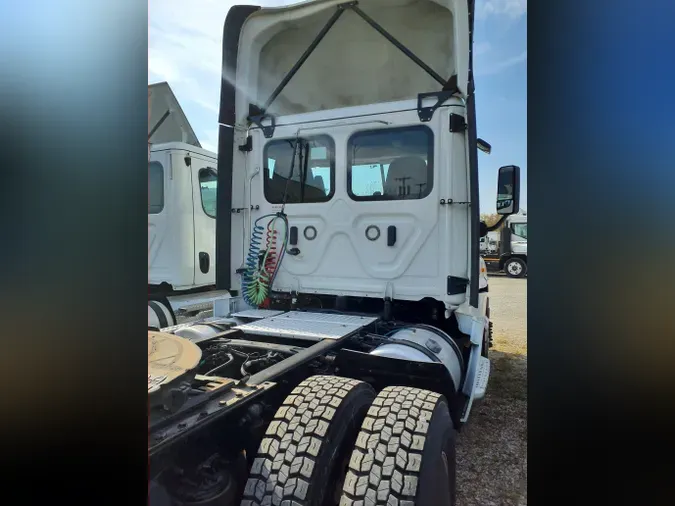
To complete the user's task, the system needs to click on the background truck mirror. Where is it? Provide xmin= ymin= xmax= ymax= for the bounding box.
xmin=496 ymin=165 xmax=520 ymax=215
xmin=477 ymin=138 xmax=492 ymax=154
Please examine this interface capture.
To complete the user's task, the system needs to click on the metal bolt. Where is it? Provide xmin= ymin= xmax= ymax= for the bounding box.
xmin=235 ymin=391 xmax=244 ymax=398
xmin=425 ymin=339 xmax=442 ymax=354
xmin=177 ymin=422 xmax=187 ymax=430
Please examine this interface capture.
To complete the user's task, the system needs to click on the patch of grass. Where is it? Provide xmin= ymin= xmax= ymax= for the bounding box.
xmin=494 ymin=332 xmax=527 ymax=356
xmin=456 ymin=331 xmax=528 ymax=505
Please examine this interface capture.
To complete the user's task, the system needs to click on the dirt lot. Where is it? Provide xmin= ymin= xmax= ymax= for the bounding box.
xmin=456 ymin=275 xmax=528 ymax=505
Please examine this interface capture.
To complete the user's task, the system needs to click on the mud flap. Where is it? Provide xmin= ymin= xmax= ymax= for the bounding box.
xmin=455 ymin=305 xmax=490 ymax=423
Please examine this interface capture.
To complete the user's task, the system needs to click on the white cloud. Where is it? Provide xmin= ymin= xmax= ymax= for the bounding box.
xmin=148 ymin=48 xmax=181 ymax=82
xmin=474 ymin=41 xmax=492 ymax=56
xmin=472 ymin=1 xmax=526 ymax=76
xmin=149 ymin=0 xmax=289 ymax=84
xmin=200 ymin=128 xmax=220 ymax=154
xmin=475 ymin=50 xmax=527 ymax=76
xmin=149 ymin=0 xmax=289 ymax=144
xmin=476 ymin=0 xmax=527 ymax=20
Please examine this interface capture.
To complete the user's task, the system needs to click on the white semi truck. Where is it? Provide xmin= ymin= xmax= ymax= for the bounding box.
xmin=148 ymin=83 xmax=230 ymax=328
xmin=481 ymin=212 xmax=528 ymax=277
xmin=148 ymin=1 xmax=521 ymax=505
xmin=479 ymin=231 xmax=499 ymax=255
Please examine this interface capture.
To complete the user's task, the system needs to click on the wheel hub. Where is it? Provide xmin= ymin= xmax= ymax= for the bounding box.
xmin=508 ymin=262 xmax=522 ymax=275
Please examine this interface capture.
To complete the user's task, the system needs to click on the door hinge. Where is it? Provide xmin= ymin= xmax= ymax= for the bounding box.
xmin=449 ymin=113 xmax=466 ymax=132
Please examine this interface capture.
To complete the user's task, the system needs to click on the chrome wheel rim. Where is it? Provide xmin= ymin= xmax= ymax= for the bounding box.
xmin=508 ymin=262 xmax=522 ymax=275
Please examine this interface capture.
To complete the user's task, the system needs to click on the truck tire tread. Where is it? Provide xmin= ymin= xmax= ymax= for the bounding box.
xmin=241 ymin=375 xmax=375 ymax=506
xmin=340 ymin=386 xmax=454 ymax=506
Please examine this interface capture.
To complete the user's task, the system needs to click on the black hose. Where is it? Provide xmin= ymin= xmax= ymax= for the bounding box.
xmin=241 ymin=352 xmax=278 ymax=376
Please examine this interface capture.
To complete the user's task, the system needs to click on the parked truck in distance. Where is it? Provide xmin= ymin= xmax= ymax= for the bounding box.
xmin=481 ymin=212 xmax=528 ymax=278
xmin=147 ymin=81 xmax=232 ymax=329
xmin=148 ymin=141 xmax=226 ymax=328
xmin=479 ymin=231 xmax=499 ymax=255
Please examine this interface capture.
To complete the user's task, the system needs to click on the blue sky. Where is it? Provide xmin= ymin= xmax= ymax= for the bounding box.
xmin=149 ymin=0 xmax=527 ymax=213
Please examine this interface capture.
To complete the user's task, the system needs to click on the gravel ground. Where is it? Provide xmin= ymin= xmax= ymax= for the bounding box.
xmin=456 ymin=275 xmax=528 ymax=506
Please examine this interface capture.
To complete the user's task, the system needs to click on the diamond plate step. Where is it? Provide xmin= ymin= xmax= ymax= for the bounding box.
xmin=231 ymin=309 xmax=286 ymax=319
xmin=234 ymin=311 xmax=378 ymax=341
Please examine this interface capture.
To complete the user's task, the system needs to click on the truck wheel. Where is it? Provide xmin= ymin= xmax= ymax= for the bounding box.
xmin=241 ymin=376 xmax=375 ymax=506
xmin=340 ymin=386 xmax=456 ymax=506
xmin=504 ymin=257 xmax=527 ymax=278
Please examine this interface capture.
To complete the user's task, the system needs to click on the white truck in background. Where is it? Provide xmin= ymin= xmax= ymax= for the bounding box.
xmin=148 ymin=142 xmax=226 ymax=328
xmin=481 ymin=212 xmax=528 ymax=277
xmin=147 ymin=82 xmax=228 ymax=328
xmin=479 ymin=231 xmax=499 ymax=255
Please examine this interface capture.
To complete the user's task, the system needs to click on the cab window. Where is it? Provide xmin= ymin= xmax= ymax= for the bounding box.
xmin=511 ymin=223 xmax=527 ymax=239
xmin=348 ymin=126 xmax=434 ymax=201
xmin=199 ymin=168 xmax=217 ymax=218
xmin=264 ymin=135 xmax=334 ymax=204
xmin=148 ymin=161 xmax=164 ymax=214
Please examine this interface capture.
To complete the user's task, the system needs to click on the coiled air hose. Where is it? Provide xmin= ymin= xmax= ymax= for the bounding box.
xmin=241 ymin=213 xmax=288 ymax=307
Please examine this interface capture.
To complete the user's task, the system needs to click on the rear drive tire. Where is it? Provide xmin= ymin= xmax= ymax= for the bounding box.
xmin=340 ymin=386 xmax=457 ymax=506
xmin=504 ymin=257 xmax=527 ymax=278
xmin=241 ymin=375 xmax=375 ymax=506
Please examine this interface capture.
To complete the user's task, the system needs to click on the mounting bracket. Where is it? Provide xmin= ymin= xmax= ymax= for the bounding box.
xmin=417 ymin=90 xmax=457 ymax=122
xmin=248 ymin=114 xmax=276 ymax=139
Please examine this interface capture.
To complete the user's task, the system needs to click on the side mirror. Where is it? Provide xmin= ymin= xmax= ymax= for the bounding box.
xmin=477 ymin=138 xmax=492 ymax=154
xmin=496 ymin=165 xmax=520 ymax=215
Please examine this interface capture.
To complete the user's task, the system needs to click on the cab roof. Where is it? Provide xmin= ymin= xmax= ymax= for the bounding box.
xmin=150 ymin=142 xmax=217 ymax=160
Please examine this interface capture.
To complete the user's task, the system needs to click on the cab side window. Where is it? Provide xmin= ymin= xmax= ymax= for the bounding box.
xmin=199 ymin=168 xmax=217 ymax=218
xmin=511 ymin=223 xmax=527 ymax=239
xmin=148 ymin=161 xmax=164 ymax=214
